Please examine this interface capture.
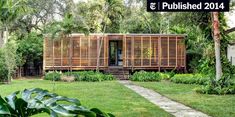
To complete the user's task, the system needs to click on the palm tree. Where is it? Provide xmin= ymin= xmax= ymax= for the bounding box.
xmin=96 ymin=0 xmax=123 ymax=71
xmin=212 ymin=12 xmax=222 ymax=80
xmin=49 ymin=13 xmax=89 ymax=69
xmin=46 ymin=12 xmax=88 ymax=91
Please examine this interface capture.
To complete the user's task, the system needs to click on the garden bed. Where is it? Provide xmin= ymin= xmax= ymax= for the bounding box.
xmin=44 ymin=71 xmax=116 ymax=82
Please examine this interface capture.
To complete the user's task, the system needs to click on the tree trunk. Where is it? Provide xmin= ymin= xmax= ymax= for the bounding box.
xmin=0 ymin=31 xmax=4 ymax=48
xmin=3 ymin=26 xmax=9 ymax=45
xmin=96 ymin=24 xmax=107 ymax=72
xmin=212 ymin=12 xmax=222 ymax=81
xmin=4 ymin=27 xmax=11 ymax=83
xmin=52 ymin=39 xmax=56 ymax=91
xmin=69 ymin=35 xmax=72 ymax=74
xmin=19 ymin=67 xmax=22 ymax=78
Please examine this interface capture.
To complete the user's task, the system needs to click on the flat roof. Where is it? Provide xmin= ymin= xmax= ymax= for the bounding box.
xmin=70 ymin=33 xmax=187 ymax=37
xmin=44 ymin=33 xmax=187 ymax=39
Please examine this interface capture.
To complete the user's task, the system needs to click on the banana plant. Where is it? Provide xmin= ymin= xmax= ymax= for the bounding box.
xmin=0 ymin=88 xmax=114 ymax=117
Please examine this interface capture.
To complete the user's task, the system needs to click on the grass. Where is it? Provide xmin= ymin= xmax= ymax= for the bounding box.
xmin=0 ymin=79 xmax=172 ymax=117
xmin=134 ymin=80 xmax=235 ymax=117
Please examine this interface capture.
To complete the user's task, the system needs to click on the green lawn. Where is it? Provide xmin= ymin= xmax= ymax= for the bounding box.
xmin=134 ymin=81 xmax=235 ymax=117
xmin=0 ymin=79 xmax=172 ymax=117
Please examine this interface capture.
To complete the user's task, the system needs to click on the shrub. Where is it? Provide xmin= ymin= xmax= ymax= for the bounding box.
xmin=104 ymin=74 xmax=116 ymax=80
xmin=0 ymin=88 xmax=114 ymax=117
xmin=161 ymin=71 xmax=175 ymax=80
xmin=160 ymin=73 xmax=172 ymax=80
xmin=63 ymin=71 xmax=115 ymax=82
xmin=170 ymin=74 xmax=210 ymax=85
xmin=195 ymin=74 xmax=235 ymax=95
xmin=44 ymin=71 xmax=62 ymax=81
xmin=130 ymin=71 xmax=166 ymax=82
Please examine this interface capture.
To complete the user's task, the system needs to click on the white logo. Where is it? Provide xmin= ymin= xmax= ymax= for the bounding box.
xmin=150 ymin=2 xmax=156 ymax=10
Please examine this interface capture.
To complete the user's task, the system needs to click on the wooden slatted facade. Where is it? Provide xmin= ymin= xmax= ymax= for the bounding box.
xmin=43 ymin=34 xmax=186 ymax=71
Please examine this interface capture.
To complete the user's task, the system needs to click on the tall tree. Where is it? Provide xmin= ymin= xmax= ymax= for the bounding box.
xmin=95 ymin=0 xmax=123 ymax=71
xmin=12 ymin=0 xmax=68 ymax=34
xmin=212 ymin=12 xmax=222 ymax=80
xmin=4 ymin=40 xmax=18 ymax=83
xmin=0 ymin=0 xmax=26 ymax=47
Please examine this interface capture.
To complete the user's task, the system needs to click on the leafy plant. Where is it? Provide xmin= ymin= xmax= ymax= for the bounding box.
xmin=0 ymin=88 xmax=114 ymax=117
xmin=17 ymin=32 xmax=43 ymax=68
xmin=44 ymin=71 xmax=62 ymax=81
xmin=162 ymin=71 xmax=175 ymax=80
xmin=130 ymin=71 xmax=169 ymax=82
xmin=170 ymin=74 xmax=210 ymax=85
xmin=70 ymin=71 xmax=115 ymax=82
xmin=103 ymin=74 xmax=115 ymax=81
xmin=195 ymin=74 xmax=235 ymax=95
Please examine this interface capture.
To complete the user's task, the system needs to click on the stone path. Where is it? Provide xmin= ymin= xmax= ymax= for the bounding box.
xmin=119 ymin=80 xmax=210 ymax=117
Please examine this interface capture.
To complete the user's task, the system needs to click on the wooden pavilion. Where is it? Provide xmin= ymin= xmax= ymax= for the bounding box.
xmin=43 ymin=33 xmax=186 ymax=74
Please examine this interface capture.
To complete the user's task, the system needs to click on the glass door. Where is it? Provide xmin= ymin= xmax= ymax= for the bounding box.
xmin=109 ymin=41 xmax=118 ymax=66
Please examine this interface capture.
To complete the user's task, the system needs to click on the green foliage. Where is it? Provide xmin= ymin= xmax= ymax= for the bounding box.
xmin=120 ymin=7 xmax=162 ymax=33
xmin=169 ymin=17 xmax=212 ymax=73
xmin=65 ymin=71 xmax=115 ymax=82
xmin=44 ymin=71 xmax=62 ymax=81
xmin=0 ymin=40 xmax=19 ymax=83
xmin=130 ymin=71 xmax=171 ymax=82
xmin=76 ymin=0 xmax=124 ymax=33
xmin=0 ymin=49 xmax=8 ymax=82
xmin=0 ymin=88 xmax=114 ymax=117
xmin=163 ymin=71 xmax=175 ymax=80
xmin=170 ymin=74 xmax=210 ymax=85
xmin=45 ymin=13 xmax=89 ymax=40
xmin=195 ymin=74 xmax=235 ymax=95
xmin=0 ymin=0 xmax=26 ymax=25
xmin=17 ymin=32 xmax=43 ymax=66
xmin=4 ymin=40 xmax=18 ymax=82
xmin=45 ymin=71 xmax=116 ymax=82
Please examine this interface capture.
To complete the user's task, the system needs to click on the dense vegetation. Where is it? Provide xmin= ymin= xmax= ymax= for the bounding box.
xmin=131 ymin=71 xmax=235 ymax=94
xmin=44 ymin=71 xmax=115 ymax=82
xmin=170 ymin=74 xmax=210 ymax=85
xmin=130 ymin=71 xmax=172 ymax=82
xmin=195 ymin=74 xmax=235 ymax=94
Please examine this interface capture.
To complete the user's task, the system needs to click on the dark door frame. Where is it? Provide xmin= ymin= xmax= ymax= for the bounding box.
xmin=109 ymin=40 xmax=118 ymax=66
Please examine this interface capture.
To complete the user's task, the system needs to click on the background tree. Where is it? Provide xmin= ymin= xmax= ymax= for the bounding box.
xmin=12 ymin=0 xmax=68 ymax=35
xmin=4 ymin=40 xmax=18 ymax=83
xmin=17 ymin=32 xmax=43 ymax=76
xmin=0 ymin=0 xmax=26 ymax=47
xmin=76 ymin=0 xmax=124 ymax=71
